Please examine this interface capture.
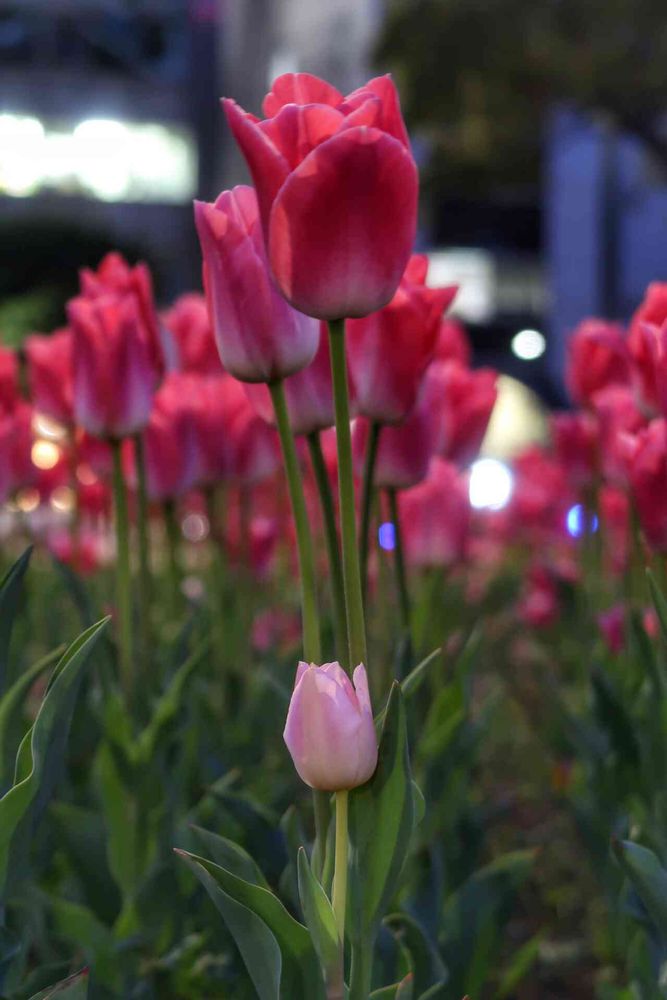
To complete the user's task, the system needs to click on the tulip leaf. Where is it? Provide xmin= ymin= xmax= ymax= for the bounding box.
xmin=349 ymin=682 xmax=414 ymax=946
xmin=0 ymin=644 xmax=64 ymax=792
xmin=384 ymin=912 xmax=448 ymax=995
xmin=370 ymin=975 xmax=414 ymax=999
xmin=296 ymin=846 xmax=340 ymax=976
xmin=647 ymin=567 xmax=667 ymax=643
xmin=27 ymin=968 xmax=90 ymax=999
xmin=401 ymin=649 xmax=441 ymax=700
xmin=45 ymin=894 xmax=120 ymax=990
xmin=190 ymin=824 xmax=269 ymax=889
xmin=495 ymin=930 xmax=544 ymax=998
xmin=613 ymin=839 xmax=667 ymax=938
xmin=0 ymin=547 xmax=32 ymax=695
xmin=0 ymin=617 xmax=109 ymax=899
xmin=175 ymin=849 xmax=326 ymax=999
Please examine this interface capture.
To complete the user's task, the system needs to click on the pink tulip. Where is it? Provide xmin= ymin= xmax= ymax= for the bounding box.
xmin=25 ymin=328 xmax=74 ymax=426
xmin=244 ymin=323 xmax=335 ymax=435
xmin=624 ymin=418 xmax=667 ymax=551
xmin=194 ymin=185 xmax=319 ymax=383
xmin=283 ymin=661 xmax=378 ymax=791
xmin=141 ymin=373 xmax=200 ymax=502
xmin=433 ymin=362 xmax=498 ymax=467
xmin=598 ymin=605 xmax=625 ymax=654
xmin=550 ymin=411 xmax=598 ymax=488
xmin=223 ymin=73 xmax=418 ymax=319
xmin=434 ymin=317 xmax=471 ymax=366
xmin=566 ymin=319 xmax=630 ymax=407
xmin=0 ymin=347 xmax=18 ymax=415
xmin=628 ymin=283 xmax=667 ymax=412
xmin=68 ymin=294 xmax=159 ymax=439
xmin=346 ymin=259 xmax=457 ymax=424
xmin=629 ymin=320 xmax=667 ymax=417
xmin=399 ymin=458 xmax=470 ymax=568
xmin=163 ymin=293 xmax=223 ymax=376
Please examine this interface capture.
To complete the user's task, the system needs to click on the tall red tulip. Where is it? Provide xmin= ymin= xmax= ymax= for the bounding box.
xmin=68 ymin=294 xmax=159 ymax=440
xmin=25 ymin=328 xmax=74 ymax=426
xmin=194 ymin=186 xmax=319 ymax=383
xmin=346 ymin=258 xmax=457 ymax=424
xmin=223 ymin=73 xmax=419 ymax=319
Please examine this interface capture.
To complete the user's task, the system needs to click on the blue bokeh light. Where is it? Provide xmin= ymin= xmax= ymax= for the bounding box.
xmin=566 ymin=503 xmax=599 ymax=538
xmin=378 ymin=522 xmax=396 ymax=551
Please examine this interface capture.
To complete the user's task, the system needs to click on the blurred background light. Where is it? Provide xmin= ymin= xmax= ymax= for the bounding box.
xmin=469 ymin=458 xmax=513 ymax=510
xmin=566 ymin=503 xmax=599 ymax=538
xmin=31 ymin=440 xmax=61 ymax=470
xmin=511 ymin=328 xmax=546 ymax=361
xmin=378 ymin=522 xmax=396 ymax=551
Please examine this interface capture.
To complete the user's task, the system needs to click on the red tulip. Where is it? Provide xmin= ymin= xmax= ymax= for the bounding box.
xmin=223 ymin=73 xmax=418 ymax=319
xmin=68 ymin=294 xmax=159 ymax=439
xmin=628 ymin=283 xmax=667 ymax=411
xmin=25 ymin=328 xmax=74 ymax=426
xmin=598 ymin=605 xmax=625 ymax=654
xmin=0 ymin=347 xmax=18 ymax=415
xmin=433 ymin=362 xmax=498 ymax=467
xmin=550 ymin=411 xmax=598 ymax=488
xmin=509 ymin=446 xmax=574 ymax=543
xmin=628 ymin=320 xmax=667 ymax=417
xmin=163 ymin=293 xmax=223 ymax=375
xmin=0 ymin=401 xmax=36 ymax=502
xmin=194 ymin=186 xmax=319 ymax=382
xmin=141 ymin=373 xmax=200 ymax=502
xmin=518 ymin=565 xmax=559 ymax=629
xmin=624 ymin=418 xmax=667 ymax=551
xmin=346 ymin=258 xmax=457 ymax=424
xmin=592 ymin=385 xmax=646 ymax=485
xmin=434 ymin=317 xmax=471 ymax=366
xmin=244 ymin=323 xmax=335 ymax=435
xmin=399 ymin=458 xmax=470 ymax=568
xmin=599 ymin=485 xmax=630 ymax=575
xmin=80 ymin=251 xmax=166 ymax=376
xmin=566 ymin=319 xmax=630 ymax=407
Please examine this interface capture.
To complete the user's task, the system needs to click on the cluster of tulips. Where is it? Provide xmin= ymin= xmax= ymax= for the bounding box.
xmin=1 ymin=68 xmax=667 ymax=1000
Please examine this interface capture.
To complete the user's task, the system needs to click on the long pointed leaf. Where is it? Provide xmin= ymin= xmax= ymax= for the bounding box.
xmin=613 ymin=839 xmax=667 ymax=938
xmin=0 ymin=547 xmax=32 ymax=695
xmin=297 ymin=847 xmax=339 ymax=976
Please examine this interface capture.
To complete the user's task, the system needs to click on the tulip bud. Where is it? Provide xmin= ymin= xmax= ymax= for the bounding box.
xmin=283 ymin=661 xmax=378 ymax=791
xmin=25 ymin=328 xmax=74 ymax=426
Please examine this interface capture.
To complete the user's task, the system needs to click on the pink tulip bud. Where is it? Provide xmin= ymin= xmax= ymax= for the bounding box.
xmin=283 ymin=661 xmax=378 ymax=791
xmin=194 ymin=185 xmax=319 ymax=383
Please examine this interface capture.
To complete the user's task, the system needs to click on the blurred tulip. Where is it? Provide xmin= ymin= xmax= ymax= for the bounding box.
xmin=80 ymin=251 xmax=166 ymax=375
xmin=629 ymin=320 xmax=667 ymax=417
xmin=0 ymin=346 xmax=18 ymax=415
xmin=592 ymin=385 xmax=646 ymax=485
xmin=550 ymin=411 xmax=598 ymax=488
xmin=566 ymin=319 xmax=630 ymax=407
xmin=194 ymin=186 xmax=319 ymax=383
xmin=509 ymin=446 xmax=573 ymax=543
xmin=141 ymin=373 xmax=200 ymax=502
xmin=434 ymin=317 xmax=471 ymax=366
xmin=163 ymin=293 xmax=223 ymax=375
xmin=599 ymin=485 xmax=630 ymax=575
xmin=244 ymin=324 xmax=335 ymax=435
xmin=518 ymin=565 xmax=559 ymax=629
xmin=224 ymin=73 xmax=418 ymax=319
xmin=25 ymin=328 xmax=74 ymax=426
xmin=68 ymin=294 xmax=159 ymax=440
xmin=399 ymin=458 xmax=470 ymax=568
xmin=434 ymin=362 xmax=498 ymax=467
xmin=624 ymin=418 xmax=667 ymax=551
xmin=598 ymin=604 xmax=625 ymax=654
xmin=283 ymin=661 xmax=378 ymax=791
xmin=346 ymin=258 xmax=457 ymax=424
xmin=628 ymin=283 xmax=667 ymax=412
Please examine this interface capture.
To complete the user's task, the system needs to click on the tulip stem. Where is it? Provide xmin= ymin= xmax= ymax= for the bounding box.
xmin=269 ymin=380 xmax=322 ymax=664
xmin=111 ymin=439 xmax=134 ymax=706
xmin=327 ymin=319 xmax=368 ymax=670
xmin=163 ymin=499 xmax=182 ymax=617
xmin=133 ymin=432 xmax=153 ymax=683
xmin=307 ymin=432 xmax=349 ymax=670
xmin=387 ymin=488 xmax=412 ymax=646
xmin=332 ymin=789 xmax=349 ymax=947
xmin=360 ymin=421 xmax=381 ymax=603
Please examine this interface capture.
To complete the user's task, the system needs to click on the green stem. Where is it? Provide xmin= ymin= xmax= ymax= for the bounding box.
xmin=327 ymin=319 xmax=368 ymax=669
xmin=349 ymin=940 xmax=372 ymax=1000
xmin=111 ymin=439 xmax=133 ymax=704
xmin=133 ymin=433 xmax=152 ymax=681
xmin=360 ymin=421 xmax=381 ymax=604
xmin=307 ymin=432 xmax=349 ymax=670
xmin=163 ymin=500 xmax=182 ymax=617
xmin=332 ymin=790 xmax=349 ymax=946
xmin=269 ymin=380 xmax=321 ymax=663
xmin=387 ymin=488 xmax=412 ymax=647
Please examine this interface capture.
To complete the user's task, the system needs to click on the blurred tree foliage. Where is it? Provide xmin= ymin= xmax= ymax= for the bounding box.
xmin=377 ymin=0 xmax=667 ymax=197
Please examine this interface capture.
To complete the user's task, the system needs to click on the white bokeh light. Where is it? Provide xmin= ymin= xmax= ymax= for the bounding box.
xmin=469 ymin=458 xmax=513 ymax=510
xmin=511 ymin=328 xmax=546 ymax=361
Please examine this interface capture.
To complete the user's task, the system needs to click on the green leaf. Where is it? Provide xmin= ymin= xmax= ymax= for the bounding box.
xmin=591 ymin=668 xmax=641 ymax=770
xmin=384 ymin=912 xmax=448 ymax=995
xmin=190 ymin=824 xmax=269 ymax=889
xmin=46 ymin=895 xmax=120 ymax=990
xmin=96 ymin=743 xmax=141 ymax=900
xmin=27 ymin=967 xmax=89 ymax=999
xmin=297 ymin=847 xmax=339 ymax=976
xmin=647 ymin=568 xmax=667 ymax=643
xmin=0 ymin=547 xmax=32 ymax=695
xmin=370 ymin=975 xmax=414 ymax=999
xmin=349 ymin=682 xmax=414 ymax=945
xmin=175 ymin=850 xmax=325 ymax=999
xmin=0 ymin=617 xmax=109 ymax=898
xmin=0 ymin=644 xmax=64 ymax=791
xmin=401 ymin=649 xmax=441 ymax=700
xmin=50 ymin=802 xmax=121 ymax=925
xmin=613 ymin=839 xmax=667 ymax=938
xmin=495 ymin=930 xmax=544 ymax=998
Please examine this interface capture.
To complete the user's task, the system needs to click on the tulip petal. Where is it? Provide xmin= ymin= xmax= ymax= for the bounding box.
xmin=260 ymin=104 xmax=345 ymax=170
xmin=269 ymin=126 xmax=418 ymax=320
xmin=263 ymin=73 xmax=343 ymax=117
xmin=343 ymin=75 xmax=411 ymax=149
